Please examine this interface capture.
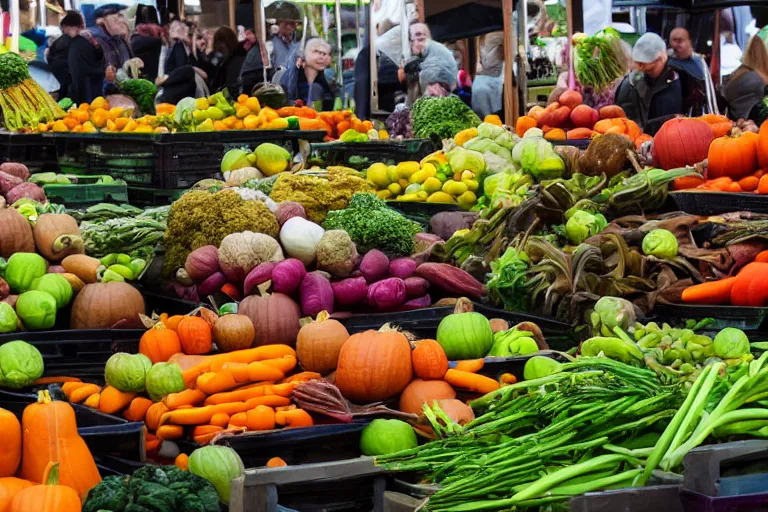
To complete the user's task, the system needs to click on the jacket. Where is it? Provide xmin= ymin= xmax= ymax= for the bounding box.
xmin=131 ymin=31 xmax=162 ymax=82
xmin=203 ymin=45 xmax=247 ymax=97
xmin=279 ymin=58 xmax=335 ymax=111
xmin=90 ymin=25 xmax=132 ymax=70
xmin=67 ymin=34 xmax=105 ymax=104
xmin=48 ymin=34 xmax=72 ymax=97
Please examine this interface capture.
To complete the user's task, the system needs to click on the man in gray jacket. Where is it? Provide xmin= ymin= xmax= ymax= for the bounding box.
xmin=668 ymin=27 xmax=719 ymax=116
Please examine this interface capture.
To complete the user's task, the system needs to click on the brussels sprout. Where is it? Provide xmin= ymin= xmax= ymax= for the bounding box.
xmin=714 ymin=328 xmax=750 ymax=359
xmin=565 ymin=210 xmax=607 ymax=245
xmin=0 ymin=340 xmax=44 ymax=388
xmin=105 ymin=352 xmax=150 ymax=392
xmin=0 ymin=303 xmax=18 ymax=333
xmin=145 ymin=362 xmax=185 ymax=401
xmin=594 ymin=296 xmax=637 ymax=330
xmin=642 ymin=229 xmax=679 ymax=259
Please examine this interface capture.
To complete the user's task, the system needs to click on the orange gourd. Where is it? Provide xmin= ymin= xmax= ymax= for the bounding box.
xmin=0 ymin=478 xmax=34 ymax=501
xmin=164 ymin=315 xmax=185 ymax=331
xmin=31 ymin=214 xmax=84 ymax=262
xmin=212 ymin=314 xmax=255 ymax=352
xmin=177 ymin=316 xmax=213 ymax=355
xmin=20 ymin=391 xmax=101 ymax=500
xmin=515 ymin=116 xmax=537 ymax=137
xmin=708 ymin=129 xmax=759 ymax=180
xmin=399 ymin=379 xmax=455 ymax=415
xmin=0 ymin=409 xmax=21 ymax=477
xmin=139 ymin=323 xmax=182 ymax=363
xmin=699 ymin=114 xmax=734 ymax=138
xmin=411 ymin=340 xmax=448 ymax=380
xmin=759 ymin=120 xmax=768 ymax=170
xmin=10 ymin=463 xmax=81 ymax=512
xmin=70 ymin=282 xmax=145 ymax=329
xmin=335 ymin=327 xmax=413 ymax=403
xmin=654 ymin=118 xmax=714 ymax=170
xmin=295 ymin=311 xmax=349 ymax=374
xmin=436 ymin=399 xmax=475 ymax=426
xmin=0 ymin=208 xmax=34 ymax=259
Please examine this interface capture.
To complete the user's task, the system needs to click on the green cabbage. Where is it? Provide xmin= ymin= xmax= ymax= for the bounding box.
xmin=360 ymin=419 xmax=417 ymax=456
xmin=15 ymin=291 xmax=57 ymax=330
xmin=4 ymin=253 xmax=47 ymax=293
xmin=0 ymin=340 xmax=44 ymax=388
xmin=714 ymin=328 xmax=750 ymax=359
xmin=145 ymin=362 xmax=185 ymax=401
xmin=30 ymin=274 xmax=73 ymax=309
xmin=0 ymin=303 xmax=17 ymax=333
xmin=565 ymin=210 xmax=608 ymax=245
xmin=594 ymin=296 xmax=637 ymax=330
xmin=105 ymin=353 xmax=150 ymax=392
xmin=446 ymin=146 xmax=486 ymax=175
xmin=642 ymin=229 xmax=678 ymax=259
xmin=476 ymin=122 xmax=514 ymax=149
xmin=188 ymin=446 xmax=244 ymax=504
xmin=523 ymin=355 xmax=562 ymax=381
xmin=512 ymin=137 xmax=565 ymax=180
xmin=464 ymin=138 xmax=512 ymax=161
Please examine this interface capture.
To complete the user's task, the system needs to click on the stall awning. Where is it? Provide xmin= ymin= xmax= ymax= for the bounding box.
xmin=614 ymin=0 xmax=765 ymax=9
xmin=425 ymin=1 xmax=505 ymax=42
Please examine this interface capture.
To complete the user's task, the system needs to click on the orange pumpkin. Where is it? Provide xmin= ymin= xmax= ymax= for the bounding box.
xmin=335 ymin=327 xmax=413 ymax=403
xmin=70 ymin=282 xmax=145 ymax=329
xmin=10 ymin=463 xmax=81 ymax=512
xmin=759 ymin=120 xmax=768 ymax=171
xmin=515 ymin=115 xmax=537 ymax=137
xmin=0 ymin=208 xmax=34 ymax=259
xmin=296 ymin=311 xmax=349 ymax=374
xmin=399 ymin=379 xmax=455 ymax=415
xmin=0 ymin=409 xmax=20 ymax=477
xmin=0 ymin=478 xmax=33 ymax=512
xmin=411 ymin=340 xmax=448 ymax=380
xmin=654 ymin=118 xmax=714 ymax=170
xmin=708 ymin=129 xmax=759 ymax=180
xmin=699 ymin=114 xmax=734 ymax=138
xmin=212 ymin=314 xmax=255 ymax=352
xmin=139 ymin=323 xmax=182 ymax=363
xmin=176 ymin=316 xmax=213 ymax=355
xmin=164 ymin=315 xmax=185 ymax=331
xmin=20 ymin=391 xmax=100 ymax=500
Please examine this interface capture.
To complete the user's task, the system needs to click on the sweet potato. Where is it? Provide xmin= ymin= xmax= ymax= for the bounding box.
xmin=414 ymin=263 xmax=485 ymax=299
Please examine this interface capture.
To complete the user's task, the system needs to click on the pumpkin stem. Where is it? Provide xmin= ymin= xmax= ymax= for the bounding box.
xmin=316 ymin=311 xmax=330 ymax=322
xmin=52 ymin=234 xmax=85 ymax=255
xmin=298 ymin=316 xmax=314 ymax=328
xmin=453 ymin=297 xmax=474 ymax=314
xmin=42 ymin=462 xmax=61 ymax=486
xmin=37 ymin=389 xmax=52 ymax=404
xmin=257 ymin=281 xmax=272 ymax=297
xmin=140 ymin=313 xmax=160 ymax=329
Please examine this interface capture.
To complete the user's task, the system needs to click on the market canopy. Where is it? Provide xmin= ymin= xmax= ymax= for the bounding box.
xmin=425 ymin=0 xmax=505 ymax=41
xmin=613 ymin=0 xmax=765 ymax=9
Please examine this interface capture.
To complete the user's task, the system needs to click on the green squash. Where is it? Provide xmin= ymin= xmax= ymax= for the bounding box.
xmin=4 ymin=253 xmax=47 ymax=293
xmin=15 ymin=290 xmax=57 ymax=330
xmin=30 ymin=273 xmax=73 ymax=309
xmin=436 ymin=311 xmax=494 ymax=360
xmin=360 ymin=419 xmax=417 ymax=456
xmin=188 ymin=445 xmax=244 ymax=504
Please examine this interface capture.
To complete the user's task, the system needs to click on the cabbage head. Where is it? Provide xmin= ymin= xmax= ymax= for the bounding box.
xmin=145 ymin=362 xmax=185 ymax=401
xmin=642 ymin=229 xmax=678 ymax=259
xmin=0 ymin=340 xmax=44 ymax=388
xmin=446 ymin=146 xmax=486 ymax=175
xmin=477 ymin=122 xmax=514 ymax=149
xmin=513 ymin=137 xmax=565 ymax=180
xmin=594 ymin=296 xmax=637 ymax=330
xmin=0 ymin=303 xmax=18 ymax=333
xmin=565 ymin=210 xmax=607 ymax=245
xmin=105 ymin=352 xmax=150 ymax=392
xmin=523 ymin=355 xmax=562 ymax=380
xmin=4 ymin=253 xmax=47 ymax=293
xmin=714 ymin=327 xmax=750 ymax=359
xmin=30 ymin=274 xmax=73 ymax=309
xmin=189 ymin=446 xmax=244 ymax=504
xmin=464 ymin=137 xmax=512 ymax=161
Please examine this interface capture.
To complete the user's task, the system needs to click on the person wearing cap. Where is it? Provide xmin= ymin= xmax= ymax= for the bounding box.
xmin=279 ymin=37 xmax=335 ymax=110
xmin=90 ymin=4 xmax=139 ymax=75
xmin=668 ymin=27 xmax=718 ymax=115
xmin=615 ymin=32 xmax=705 ymax=135
xmin=271 ymin=19 xmax=300 ymax=70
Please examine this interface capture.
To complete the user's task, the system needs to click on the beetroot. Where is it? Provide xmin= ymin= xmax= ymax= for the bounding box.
xmin=404 ymin=276 xmax=429 ymax=298
xmin=359 ymin=250 xmax=389 ymax=283
xmin=332 ymin=277 xmax=368 ymax=306
xmin=185 ymin=245 xmax=220 ymax=282
xmin=275 ymin=201 xmax=307 ymax=226
xmin=272 ymin=258 xmax=307 ymax=295
xmin=198 ymin=271 xmax=227 ymax=296
xmin=401 ymin=294 xmax=431 ymax=310
xmin=243 ymin=262 xmax=277 ymax=296
xmin=6 ymin=182 xmax=46 ymax=204
xmin=389 ymin=258 xmax=417 ymax=279
xmin=0 ymin=162 xmax=30 ymax=181
xmin=0 ymin=171 xmax=23 ymax=196
xmin=367 ymin=277 xmax=407 ymax=310
xmin=300 ymin=272 xmax=334 ymax=316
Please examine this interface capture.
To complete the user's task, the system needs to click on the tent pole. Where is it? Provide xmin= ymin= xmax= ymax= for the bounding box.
xmin=335 ymin=0 xmax=343 ymax=102
xmin=503 ymin=0 xmax=517 ymax=126
xmin=38 ymin=0 xmax=46 ymax=28
xmin=355 ymin=0 xmax=362 ymax=50
xmin=369 ymin=0 xmax=379 ymax=113
xmin=228 ymin=0 xmax=236 ymax=31
xmin=711 ymin=9 xmax=721 ymax=86
xmin=415 ymin=0 xmax=424 ymax=23
xmin=10 ymin=0 xmax=19 ymax=53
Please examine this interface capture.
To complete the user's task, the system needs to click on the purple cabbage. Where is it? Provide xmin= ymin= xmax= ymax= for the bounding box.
xmin=300 ymin=272 xmax=334 ymax=316
xmin=367 ymin=277 xmax=407 ymax=310
xmin=272 ymin=258 xmax=307 ymax=295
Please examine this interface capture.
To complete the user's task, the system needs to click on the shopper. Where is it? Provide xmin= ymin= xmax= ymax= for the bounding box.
xmin=271 ymin=18 xmax=300 ymax=69
xmin=203 ymin=26 xmax=247 ymax=97
xmin=131 ymin=5 xmax=163 ymax=82
xmin=472 ymin=31 xmax=504 ymax=118
xmin=48 ymin=11 xmax=84 ymax=99
xmin=722 ymin=36 xmax=768 ymax=122
xmin=402 ymin=23 xmax=457 ymax=104
xmin=90 ymin=5 xmax=135 ymax=72
xmin=240 ymin=37 xmax=268 ymax=96
xmin=165 ymin=20 xmax=195 ymax=75
xmin=68 ymin=22 xmax=106 ymax=104
xmin=280 ymin=38 xmax=335 ymax=110
xmin=668 ymin=27 xmax=718 ymax=115
xmin=615 ymin=32 xmax=704 ymax=134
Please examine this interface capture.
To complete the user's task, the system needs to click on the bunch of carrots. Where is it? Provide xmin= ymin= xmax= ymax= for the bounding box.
xmin=274 ymin=106 xmax=380 ymax=140
xmin=681 ymin=250 xmax=768 ymax=306
xmin=58 ymin=343 xmax=319 ymax=452
xmin=673 ymin=170 xmax=768 ymax=194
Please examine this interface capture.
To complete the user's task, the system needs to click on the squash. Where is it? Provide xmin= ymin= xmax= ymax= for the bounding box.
xmin=177 ymin=316 xmax=213 ymax=355
xmin=20 ymin=391 xmax=101 ymax=500
xmin=0 ymin=408 xmax=21 ymax=477
xmin=0 ymin=209 xmax=34 ymax=259
xmin=411 ymin=339 xmax=448 ymax=380
xmin=436 ymin=399 xmax=475 ymax=425
xmin=212 ymin=314 xmax=255 ymax=352
xmin=296 ymin=311 xmax=349 ymax=374
xmin=653 ymin=118 xmax=714 ymax=170
xmin=0 ymin=477 xmax=34 ymax=509
xmin=708 ymin=128 xmax=759 ymax=180
xmin=139 ymin=323 xmax=182 ymax=363
xmin=759 ymin=120 xmax=768 ymax=171
xmin=699 ymin=114 xmax=734 ymax=138
xmin=335 ymin=326 xmax=413 ymax=403
xmin=435 ymin=299 xmax=494 ymax=360
xmin=70 ymin=282 xmax=145 ymax=329
xmin=239 ymin=292 xmax=301 ymax=347
xmin=31 ymin=214 xmax=84 ymax=262
xmin=60 ymin=254 xmax=102 ymax=284
xmin=399 ymin=379 xmax=455 ymax=415
xmin=10 ymin=463 xmax=81 ymax=512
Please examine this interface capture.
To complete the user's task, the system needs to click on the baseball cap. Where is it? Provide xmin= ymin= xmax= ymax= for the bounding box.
xmin=632 ymin=33 xmax=666 ymax=63
xmin=93 ymin=4 xmax=127 ymax=20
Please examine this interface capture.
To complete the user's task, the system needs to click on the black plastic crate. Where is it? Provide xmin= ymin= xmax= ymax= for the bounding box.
xmin=127 ymin=186 xmax=185 ymax=206
xmin=137 ymin=286 xmax=204 ymax=316
xmin=670 ymin=191 xmax=768 ymax=215
xmin=460 ymin=351 xmax=571 ymax=381
xmin=653 ymin=304 xmax=768 ymax=331
xmin=0 ymin=133 xmax=59 ymax=173
xmin=309 ymin=139 xmax=438 ymax=169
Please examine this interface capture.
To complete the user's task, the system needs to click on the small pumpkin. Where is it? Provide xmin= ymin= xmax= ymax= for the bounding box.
xmin=436 ymin=399 xmax=475 ymax=425
xmin=399 ymin=379 xmax=455 ymax=415
xmin=0 ymin=477 xmax=34 ymax=510
xmin=0 ymin=408 xmax=21 ymax=477
xmin=20 ymin=391 xmax=101 ymax=500
xmin=212 ymin=314 xmax=255 ymax=352
xmin=653 ymin=118 xmax=714 ymax=169
xmin=699 ymin=114 xmax=734 ymax=138
xmin=239 ymin=292 xmax=301 ymax=347
xmin=139 ymin=323 xmax=182 ymax=363
xmin=296 ymin=311 xmax=349 ymax=374
xmin=0 ymin=209 xmax=34 ymax=259
xmin=32 ymin=214 xmax=84 ymax=262
xmin=708 ymin=128 xmax=759 ymax=180
xmin=436 ymin=299 xmax=494 ymax=360
xmin=758 ymin=120 xmax=768 ymax=170
xmin=177 ymin=316 xmax=213 ymax=355
xmin=335 ymin=325 xmax=413 ymax=403
xmin=10 ymin=463 xmax=81 ymax=512
xmin=70 ymin=282 xmax=145 ymax=329
xmin=411 ymin=339 xmax=448 ymax=380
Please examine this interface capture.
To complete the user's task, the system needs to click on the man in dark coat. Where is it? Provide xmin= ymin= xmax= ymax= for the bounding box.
xmin=47 ymin=11 xmax=84 ymax=99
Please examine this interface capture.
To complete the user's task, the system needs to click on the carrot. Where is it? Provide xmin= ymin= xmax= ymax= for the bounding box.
xmin=182 ymin=366 xmax=208 ymax=389
xmin=62 ymin=381 xmax=90 ymax=398
xmin=275 ymin=408 xmax=313 ymax=428
xmin=266 ymin=457 xmax=287 ymax=468
xmin=210 ymin=412 xmax=231 ymax=427
xmin=219 ymin=362 xmax=250 ymax=382
xmin=69 ymin=383 xmax=101 ymax=403
xmin=124 ymin=397 xmax=153 ymax=422
xmin=83 ymin=393 xmax=100 ymax=409
xmin=673 ymin=176 xmax=706 ymax=191
xmin=246 ymin=405 xmax=275 ymax=431
xmin=755 ymin=250 xmax=768 ymax=263
xmin=99 ymin=386 xmax=137 ymax=414
xmin=727 ymin=182 xmax=743 ymax=193
xmin=204 ymin=383 xmax=273 ymax=405
xmin=258 ymin=355 xmax=297 ymax=374
xmin=32 ymin=376 xmax=81 ymax=385
xmin=228 ymin=412 xmax=247 ymax=428
xmin=759 ymin=174 xmax=768 ymax=194
xmin=245 ymin=395 xmax=291 ymax=408
xmin=263 ymin=382 xmax=300 ymax=397
xmin=500 ymin=373 xmax=518 ymax=385
xmin=145 ymin=402 xmax=170 ymax=431
xmin=454 ymin=359 xmax=484 ymax=373
xmin=182 ymin=345 xmax=297 ymax=382
xmin=164 ymin=389 xmax=207 ymax=410
xmin=444 ymin=369 xmax=500 ymax=394
xmin=192 ymin=425 xmax=223 ymax=438
xmin=145 ymin=433 xmax=160 ymax=453
xmin=280 ymin=372 xmax=322 ymax=384
xmin=156 ymin=424 xmax=184 ymax=440
xmin=681 ymin=277 xmax=737 ymax=305
xmin=160 ymin=401 xmax=256 ymax=426
xmin=247 ymin=361 xmax=286 ymax=382
xmin=275 ymin=405 xmax=296 ymax=412
xmin=175 ymin=453 xmax=189 ymax=471
xmin=739 ymin=175 xmax=760 ymax=192
xmin=197 ymin=370 xmax=239 ymax=395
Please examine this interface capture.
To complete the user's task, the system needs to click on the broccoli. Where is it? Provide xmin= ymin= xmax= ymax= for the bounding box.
xmin=120 ymin=78 xmax=158 ymax=115
xmin=162 ymin=189 xmax=279 ymax=276
xmin=323 ymin=193 xmax=422 ymax=257
xmin=411 ymin=95 xmax=481 ymax=140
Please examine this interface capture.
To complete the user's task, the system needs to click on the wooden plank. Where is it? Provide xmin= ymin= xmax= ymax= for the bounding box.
xmin=228 ymin=0 xmax=236 ymax=31
xmin=415 ymin=0 xmax=425 ymax=22
xmin=502 ymin=0 xmax=517 ymax=125
xmin=241 ymin=457 xmax=382 ymax=486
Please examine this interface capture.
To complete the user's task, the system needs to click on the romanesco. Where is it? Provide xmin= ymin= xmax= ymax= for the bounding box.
xmin=323 ymin=193 xmax=421 ymax=256
xmin=411 ymin=95 xmax=481 ymax=140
